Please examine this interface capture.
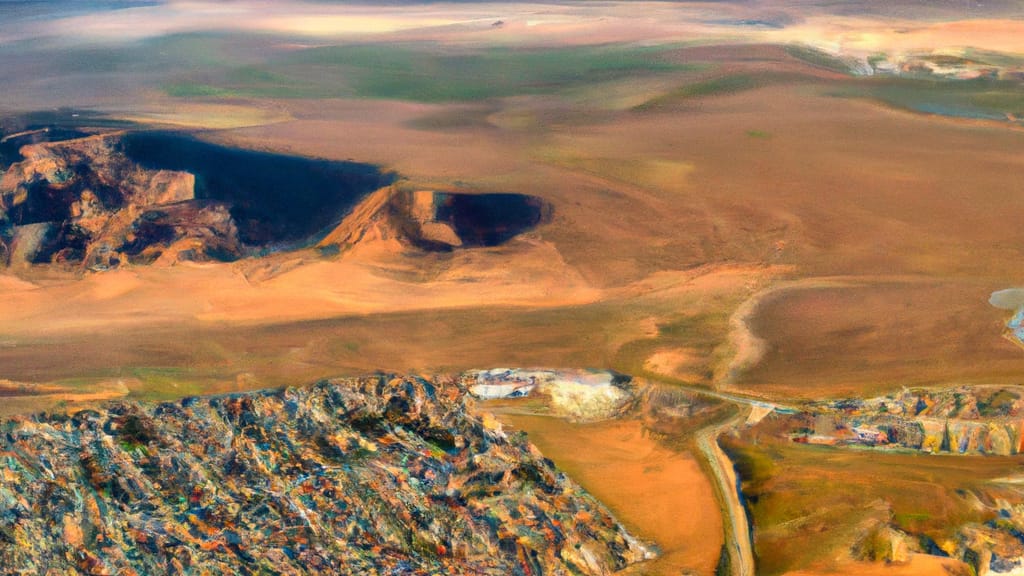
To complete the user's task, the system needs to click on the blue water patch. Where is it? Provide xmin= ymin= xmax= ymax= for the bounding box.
xmin=0 ymin=1 xmax=159 ymax=24
xmin=1008 ymin=306 xmax=1024 ymax=344
xmin=706 ymin=19 xmax=787 ymax=29
xmin=911 ymin=102 xmax=1006 ymax=121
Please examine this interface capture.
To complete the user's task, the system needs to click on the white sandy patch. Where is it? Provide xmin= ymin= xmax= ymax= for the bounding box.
xmin=469 ymin=368 xmax=633 ymax=421
xmin=543 ymin=378 xmax=631 ymax=421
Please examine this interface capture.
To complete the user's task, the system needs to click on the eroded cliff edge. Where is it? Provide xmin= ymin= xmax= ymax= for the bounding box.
xmin=0 ymin=129 xmax=551 ymax=271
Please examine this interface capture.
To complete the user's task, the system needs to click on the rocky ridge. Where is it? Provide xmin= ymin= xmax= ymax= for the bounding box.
xmin=796 ymin=386 xmax=1024 ymax=455
xmin=0 ymin=132 xmax=243 ymax=268
xmin=0 ymin=375 xmax=651 ymax=575
xmin=744 ymin=385 xmax=1024 ymax=575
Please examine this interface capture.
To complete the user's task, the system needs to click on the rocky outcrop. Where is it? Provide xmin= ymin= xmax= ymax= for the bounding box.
xmin=0 ymin=133 xmax=242 ymax=268
xmin=852 ymin=511 xmax=1024 ymax=576
xmin=852 ymin=521 xmax=914 ymax=564
xmin=795 ymin=386 xmax=1024 ymax=455
xmin=957 ymin=522 xmax=1024 ymax=576
xmin=0 ymin=130 xmax=393 ymax=269
xmin=758 ymin=386 xmax=1024 ymax=574
xmin=0 ymin=375 xmax=651 ymax=575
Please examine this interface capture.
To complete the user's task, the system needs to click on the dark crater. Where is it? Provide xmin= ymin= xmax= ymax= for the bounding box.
xmin=367 ymin=188 xmax=552 ymax=254
xmin=433 ymin=192 xmax=549 ymax=248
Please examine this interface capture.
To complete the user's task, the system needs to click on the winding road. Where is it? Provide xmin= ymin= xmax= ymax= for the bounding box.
xmin=635 ymin=375 xmax=793 ymax=576
xmin=696 ymin=409 xmax=755 ymax=576
xmin=642 ymin=372 xmax=797 ymax=576
xmin=637 ymin=373 xmax=777 ymax=576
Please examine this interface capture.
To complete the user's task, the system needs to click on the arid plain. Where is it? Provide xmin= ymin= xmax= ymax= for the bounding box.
xmin=4 ymin=1 xmax=1024 ymax=574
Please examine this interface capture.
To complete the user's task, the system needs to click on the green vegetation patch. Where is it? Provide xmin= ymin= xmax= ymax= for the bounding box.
xmin=164 ymin=42 xmax=690 ymax=102
xmin=164 ymin=82 xmax=231 ymax=98
xmin=633 ymin=71 xmax=813 ymax=111
xmin=405 ymin=106 xmax=497 ymax=131
xmin=831 ymin=76 xmax=1024 ymax=122
xmin=47 ymin=32 xmax=271 ymax=77
xmin=634 ymin=74 xmax=760 ymax=110
xmin=978 ymin=388 xmax=1021 ymax=417
xmin=893 ymin=511 xmax=932 ymax=530
xmin=961 ymin=48 xmax=1024 ymax=69
xmin=678 ymin=74 xmax=760 ymax=96
xmin=127 ymin=367 xmax=213 ymax=401
xmin=866 ymin=52 xmax=888 ymax=70
xmin=784 ymin=44 xmax=855 ymax=74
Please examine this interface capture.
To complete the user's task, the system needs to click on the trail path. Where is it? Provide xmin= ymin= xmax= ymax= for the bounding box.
xmin=696 ymin=408 xmax=755 ymax=576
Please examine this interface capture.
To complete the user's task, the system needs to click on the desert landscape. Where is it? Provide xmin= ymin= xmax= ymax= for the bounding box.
xmin=3 ymin=0 xmax=1024 ymax=574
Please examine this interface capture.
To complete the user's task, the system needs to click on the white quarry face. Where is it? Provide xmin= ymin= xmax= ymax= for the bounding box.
xmin=467 ymin=368 xmax=633 ymax=421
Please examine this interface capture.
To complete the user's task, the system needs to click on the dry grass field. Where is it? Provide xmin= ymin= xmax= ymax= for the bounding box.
xmin=739 ymin=280 xmax=1024 ymax=398
xmin=722 ymin=428 xmax=1024 ymax=575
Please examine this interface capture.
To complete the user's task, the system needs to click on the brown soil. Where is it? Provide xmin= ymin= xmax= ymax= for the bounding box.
xmin=496 ymin=414 xmax=724 ymax=576
xmin=740 ymin=279 xmax=1024 ymax=399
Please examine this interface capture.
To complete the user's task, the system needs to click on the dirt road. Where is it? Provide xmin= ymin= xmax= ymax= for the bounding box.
xmin=696 ymin=409 xmax=755 ymax=576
